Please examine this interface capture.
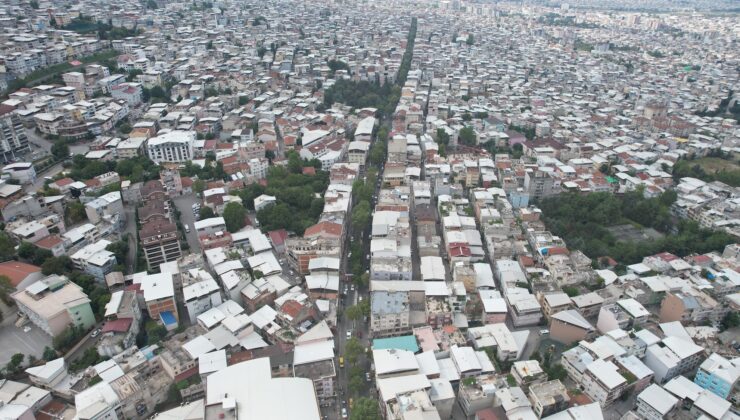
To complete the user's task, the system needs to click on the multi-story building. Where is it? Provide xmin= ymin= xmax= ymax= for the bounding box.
xmin=135 ymin=272 xmax=179 ymax=326
xmin=636 ymin=384 xmax=679 ymax=420
xmin=693 ymin=353 xmax=740 ymax=399
xmin=293 ymin=321 xmax=336 ymax=402
xmin=2 ymin=162 xmax=36 ymax=184
xmin=139 ymin=219 xmax=182 ymax=270
xmin=183 ymin=277 xmax=223 ymax=324
xmin=0 ymin=109 xmax=30 ymax=161
xmin=146 ymin=130 xmax=195 ymax=163
xmin=528 ymin=380 xmax=570 ymax=418
xmin=70 ymin=240 xmax=118 ymax=281
xmin=371 ymin=290 xmax=410 ymax=338
xmin=84 ymin=191 xmax=125 ymax=228
xmin=580 ymin=359 xmax=628 ymax=406
xmin=12 ymin=275 xmax=95 ymax=337
xmin=643 ymin=336 xmax=705 ymax=384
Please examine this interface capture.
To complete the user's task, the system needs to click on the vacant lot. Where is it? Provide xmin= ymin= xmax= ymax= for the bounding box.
xmin=694 ymin=156 xmax=740 ymax=173
xmin=607 ymin=224 xmax=664 ymax=243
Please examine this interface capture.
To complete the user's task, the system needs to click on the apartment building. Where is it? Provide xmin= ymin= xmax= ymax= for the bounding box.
xmin=2 ymin=162 xmax=36 ymax=184
xmin=0 ymin=109 xmax=30 ymax=161
xmin=139 ymin=219 xmax=182 ymax=270
xmin=12 ymin=275 xmax=95 ymax=337
xmin=371 ymin=290 xmax=410 ymax=338
xmin=135 ymin=272 xmax=179 ymax=326
xmin=70 ymin=240 xmax=117 ymax=281
xmin=636 ymin=384 xmax=679 ymax=420
xmin=84 ymin=191 xmax=125 ymax=228
xmin=528 ymin=380 xmax=570 ymax=418
xmin=580 ymin=359 xmax=628 ymax=406
xmin=693 ymin=353 xmax=740 ymax=399
xmin=146 ymin=130 xmax=195 ymax=163
xmin=643 ymin=336 xmax=705 ymax=384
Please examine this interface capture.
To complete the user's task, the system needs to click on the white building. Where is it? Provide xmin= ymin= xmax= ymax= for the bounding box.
xmin=147 ymin=130 xmax=195 ymax=163
xmin=636 ymin=384 xmax=678 ymax=420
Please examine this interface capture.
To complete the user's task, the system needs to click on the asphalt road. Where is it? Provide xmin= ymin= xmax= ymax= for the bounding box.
xmin=172 ymin=194 xmax=202 ymax=253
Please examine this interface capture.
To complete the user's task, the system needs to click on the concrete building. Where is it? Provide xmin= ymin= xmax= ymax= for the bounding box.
xmin=528 ymin=380 xmax=570 ymax=418
xmin=70 ymin=240 xmax=117 ymax=280
xmin=135 ymin=272 xmax=179 ymax=326
xmin=0 ymin=110 xmax=30 ymax=161
xmin=2 ymin=162 xmax=36 ymax=184
xmin=643 ymin=336 xmax=705 ymax=384
xmin=12 ymin=275 xmax=95 ymax=337
xmin=636 ymin=384 xmax=678 ymax=420
xmin=147 ymin=130 xmax=195 ymax=163
xmin=84 ymin=191 xmax=125 ymax=228
xmin=139 ymin=219 xmax=182 ymax=270
xmin=549 ymin=309 xmax=595 ymax=345
xmin=693 ymin=353 xmax=740 ymax=399
xmin=580 ymin=359 xmax=628 ymax=406
xmin=371 ymin=290 xmax=411 ymax=338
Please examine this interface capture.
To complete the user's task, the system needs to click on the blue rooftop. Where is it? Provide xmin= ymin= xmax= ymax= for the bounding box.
xmin=372 ymin=335 xmax=419 ymax=353
xmin=160 ymin=311 xmax=177 ymax=326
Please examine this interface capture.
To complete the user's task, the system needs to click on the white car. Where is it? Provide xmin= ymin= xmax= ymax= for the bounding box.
xmin=341 ymin=408 xmax=348 ymax=419
xmin=346 ymin=330 xmax=352 ymax=339
xmin=23 ymin=326 xmax=31 ymax=333
xmin=539 ymin=329 xmax=549 ymax=336
xmin=90 ymin=328 xmax=101 ymax=338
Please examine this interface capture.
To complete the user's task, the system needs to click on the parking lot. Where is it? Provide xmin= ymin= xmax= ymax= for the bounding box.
xmin=0 ymin=320 xmax=52 ymax=365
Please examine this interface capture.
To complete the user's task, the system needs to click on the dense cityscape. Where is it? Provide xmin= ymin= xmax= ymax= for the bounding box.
xmin=0 ymin=0 xmax=738 ymax=419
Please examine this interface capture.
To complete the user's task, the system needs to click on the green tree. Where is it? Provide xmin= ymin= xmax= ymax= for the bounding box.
xmin=51 ymin=141 xmax=69 ymax=160
xmin=146 ymin=0 xmax=158 ymax=8
xmin=5 ymin=353 xmax=25 ymax=374
xmin=721 ymin=312 xmax=740 ymax=331
xmin=346 ymin=304 xmax=364 ymax=321
xmin=369 ymin=141 xmax=386 ymax=166
xmin=66 ymin=201 xmax=87 ymax=224
xmin=345 ymin=338 xmax=364 ymax=364
xmin=193 ymin=179 xmax=206 ymax=194
xmin=223 ymin=202 xmax=247 ymax=233
xmin=466 ymin=34 xmax=474 ymax=45
xmin=287 ymin=151 xmax=303 ymax=174
xmin=351 ymin=201 xmax=371 ymax=233
xmin=17 ymin=241 xmax=36 ymax=260
xmin=350 ymin=397 xmax=380 ymax=420
xmin=30 ymin=0 xmax=39 ymax=8
xmin=0 ymin=275 xmax=16 ymax=306
xmin=43 ymin=346 xmax=57 ymax=361
xmin=199 ymin=206 xmax=215 ymax=219
xmin=459 ymin=126 xmax=477 ymax=146
xmin=41 ymin=256 xmax=73 ymax=275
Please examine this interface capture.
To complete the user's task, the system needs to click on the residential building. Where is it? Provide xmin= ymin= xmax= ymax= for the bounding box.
xmin=549 ymin=309 xmax=596 ymax=345
xmin=636 ymin=384 xmax=679 ymax=420
xmin=70 ymin=240 xmax=117 ymax=280
xmin=139 ymin=219 xmax=182 ymax=270
xmin=528 ymin=380 xmax=570 ymax=418
xmin=693 ymin=353 xmax=740 ymax=399
xmin=147 ymin=130 xmax=195 ymax=163
xmin=12 ymin=275 xmax=95 ymax=337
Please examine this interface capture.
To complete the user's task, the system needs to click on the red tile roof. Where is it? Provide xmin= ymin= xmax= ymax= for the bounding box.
xmin=35 ymin=235 xmax=64 ymax=249
xmin=0 ymin=261 xmax=41 ymax=287
xmin=102 ymin=318 xmax=133 ymax=333
xmin=303 ymin=221 xmax=342 ymax=238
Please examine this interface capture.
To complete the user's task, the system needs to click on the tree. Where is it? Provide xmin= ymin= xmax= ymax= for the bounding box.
xmin=345 ymin=338 xmax=364 ymax=364
xmin=287 ymin=151 xmax=303 ymax=174
xmin=546 ymin=363 xmax=567 ymax=381
xmin=5 ymin=353 xmax=25 ymax=374
xmin=346 ymin=304 xmax=364 ymax=321
xmin=66 ymin=201 xmax=87 ymax=224
xmin=369 ymin=141 xmax=386 ymax=166
xmin=351 ymin=201 xmax=371 ymax=233
xmin=459 ymin=126 xmax=477 ymax=146
xmin=348 ymin=374 xmax=364 ymax=395
xmin=199 ymin=206 xmax=215 ymax=219
xmin=18 ymin=241 xmax=36 ymax=260
xmin=105 ymin=240 xmax=128 ymax=264
xmin=223 ymin=202 xmax=247 ymax=233
xmin=41 ymin=256 xmax=73 ymax=275
xmin=193 ymin=179 xmax=206 ymax=194
xmin=30 ymin=0 xmax=39 ymax=8
xmin=43 ymin=346 xmax=57 ymax=361
xmin=721 ymin=312 xmax=740 ymax=331
xmin=146 ymin=0 xmax=158 ymax=8
xmin=51 ymin=141 xmax=69 ymax=160
xmin=466 ymin=34 xmax=474 ymax=45
xmin=350 ymin=398 xmax=380 ymax=420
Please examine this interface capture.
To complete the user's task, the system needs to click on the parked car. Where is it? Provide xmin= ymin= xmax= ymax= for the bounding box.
xmin=341 ymin=408 xmax=347 ymax=419
xmin=539 ymin=329 xmax=549 ymax=336
xmin=90 ymin=328 xmax=101 ymax=338
xmin=346 ymin=330 xmax=352 ymax=339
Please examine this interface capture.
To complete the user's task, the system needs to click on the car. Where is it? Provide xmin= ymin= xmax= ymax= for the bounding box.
xmin=341 ymin=408 xmax=348 ymax=419
xmin=350 ymin=285 xmax=355 ymax=291
xmin=539 ymin=329 xmax=549 ymax=336
xmin=185 ymin=225 xmax=190 ymax=233
xmin=358 ymin=296 xmax=363 ymax=302
xmin=23 ymin=326 xmax=31 ymax=332
xmin=90 ymin=328 xmax=101 ymax=338
xmin=346 ymin=330 xmax=352 ymax=339
xmin=366 ymin=372 xmax=371 ymax=382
